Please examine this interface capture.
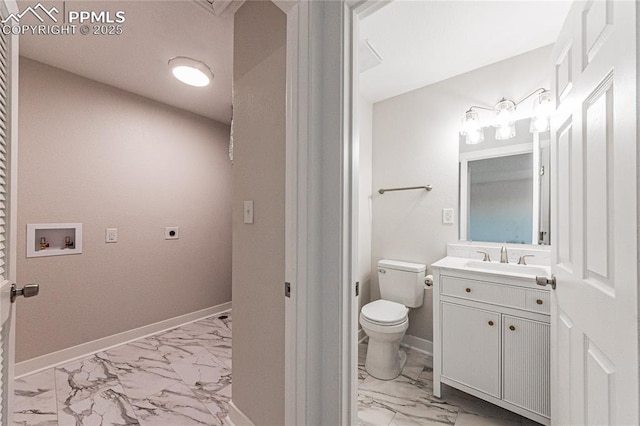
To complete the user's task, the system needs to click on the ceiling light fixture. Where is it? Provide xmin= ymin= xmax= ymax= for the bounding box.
xmin=459 ymin=88 xmax=551 ymax=144
xmin=168 ymin=56 xmax=214 ymax=87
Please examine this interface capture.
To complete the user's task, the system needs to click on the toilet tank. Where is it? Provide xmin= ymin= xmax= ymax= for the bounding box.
xmin=377 ymin=259 xmax=426 ymax=308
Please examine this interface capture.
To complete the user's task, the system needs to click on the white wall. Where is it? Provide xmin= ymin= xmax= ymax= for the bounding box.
xmin=370 ymin=45 xmax=552 ymax=341
xmin=358 ymin=96 xmax=373 ymax=318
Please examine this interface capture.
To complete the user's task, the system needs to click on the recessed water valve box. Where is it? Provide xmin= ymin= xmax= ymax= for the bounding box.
xmin=27 ymin=223 xmax=83 ymax=258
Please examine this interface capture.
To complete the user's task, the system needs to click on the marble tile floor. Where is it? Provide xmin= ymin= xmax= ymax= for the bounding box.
xmin=357 ymin=342 xmax=542 ymax=426
xmin=14 ymin=312 xmax=232 ymax=426
xmin=14 ymin=313 xmax=540 ymax=426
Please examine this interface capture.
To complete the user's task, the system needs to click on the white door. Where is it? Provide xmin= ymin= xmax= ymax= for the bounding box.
xmin=549 ymin=1 xmax=638 ymax=425
xmin=0 ymin=0 xmax=22 ymax=424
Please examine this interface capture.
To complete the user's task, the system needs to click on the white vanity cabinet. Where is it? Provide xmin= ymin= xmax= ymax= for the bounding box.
xmin=441 ymin=302 xmax=501 ymax=398
xmin=432 ymin=262 xmax=551 ymax=426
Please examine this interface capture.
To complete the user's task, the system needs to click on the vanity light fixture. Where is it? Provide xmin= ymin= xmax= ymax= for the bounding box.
xmin=460 ymin=88 xmax=551 ymax=144
xmin=168 ymin=56 xmax=214 ymax=87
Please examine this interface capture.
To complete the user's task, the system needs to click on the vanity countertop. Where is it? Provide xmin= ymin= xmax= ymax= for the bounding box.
xmin=432 ymin=255 xmax=551 ymax=283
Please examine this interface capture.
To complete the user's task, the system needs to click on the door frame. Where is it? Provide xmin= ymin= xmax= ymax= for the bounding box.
xmin=280 ymin=0 xmax=390 ymax=424
xmin=1 ymin=0 xmax=19 ymax=422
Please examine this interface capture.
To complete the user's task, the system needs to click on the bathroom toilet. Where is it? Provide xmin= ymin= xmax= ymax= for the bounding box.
xmin=360 ymin=259 xmax=425 ymax=380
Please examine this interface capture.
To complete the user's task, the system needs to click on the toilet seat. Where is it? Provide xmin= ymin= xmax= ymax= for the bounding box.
xmin=361 ymin=299 xmax=408 ymax=326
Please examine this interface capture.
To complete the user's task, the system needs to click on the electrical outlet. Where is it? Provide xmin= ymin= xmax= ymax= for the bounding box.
xmin=165 ymin=227 xmax=179 ymax=240
xmin=106 ymin=228 xmax=118 ymax=243
xmin=442 ymin=208 xmax=455 ymax=224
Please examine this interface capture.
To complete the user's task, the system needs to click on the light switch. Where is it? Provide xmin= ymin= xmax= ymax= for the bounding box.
xmin=244 ymin=201 xmax=254 ymax=224
xmin=442 ymin=208 xmax=455 ymax=224
xmin=106 ymin=228 xmax=118 ymax=243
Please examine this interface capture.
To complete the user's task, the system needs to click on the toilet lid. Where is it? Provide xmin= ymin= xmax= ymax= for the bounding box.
xmin=361 ymin=300 xmax=408 ymax=325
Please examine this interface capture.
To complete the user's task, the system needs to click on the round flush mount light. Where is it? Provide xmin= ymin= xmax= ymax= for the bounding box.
xmin=168 ymin=56 xmax=214 ymax=87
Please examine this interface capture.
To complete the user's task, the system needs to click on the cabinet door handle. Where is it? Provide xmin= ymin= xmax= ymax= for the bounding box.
xmin=488 ymin=320 xmax=494 ymax=326
xmin=536 ymin=299 xmax=543 ymax=305
xmin=465 ymin=288 xmax=471 ymax=293
xmin=509 ymin=325 xmax=516 ymax=331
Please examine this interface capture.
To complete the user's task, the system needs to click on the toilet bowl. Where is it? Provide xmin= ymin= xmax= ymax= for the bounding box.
xmin=360 ymin=259 xmax=425 ymax=380
xmin=360 ymin=299 xmax=409 ymax=380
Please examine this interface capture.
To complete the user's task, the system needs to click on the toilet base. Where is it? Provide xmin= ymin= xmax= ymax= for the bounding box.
xmin=365 ymin=339 xmax=407 ymax=380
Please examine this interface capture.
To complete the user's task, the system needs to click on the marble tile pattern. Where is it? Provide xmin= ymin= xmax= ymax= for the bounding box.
xmin=357 ymin=343 xmax=542 ymax=426
xmin=14 ymin=313 xmax=232 ymax=426
xmin=15 ymin=312 xmax=540 ymax=426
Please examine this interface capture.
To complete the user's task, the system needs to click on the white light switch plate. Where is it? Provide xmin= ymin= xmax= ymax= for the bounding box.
xmin=442 ymin=208 xmax=455 ymax=224
xmin=244 ymin=201 xmax=254 ymax=224
xmin=106 ymin=228 xmax=118 ymax=243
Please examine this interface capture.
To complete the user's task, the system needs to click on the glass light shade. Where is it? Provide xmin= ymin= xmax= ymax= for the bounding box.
xmin=495 ymin=123 xmax=516 ymax=140
xmin=169 ymin=57 xmax=214 ymax=87
xmin=494 ymin=98 xmax=516 ymax=140
xmin=530 ymin=90 xmax=552 ymax=133
xmin=466 ymin=128 xmax=485 ymax=144
xmin=460 ymin=110 xmax=481 ymax=136
xmin=494 ymin=99 xmax=516 ymax=128
xmin=531 ymin=116 xmax=550 ymax=133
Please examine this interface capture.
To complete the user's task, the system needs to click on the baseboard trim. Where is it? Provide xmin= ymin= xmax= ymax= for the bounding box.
xmin=15 ymin=301 xmax=232 ymax=378
xmin=225 ymin=400 xmax=255 ymax=426
xmin=401 ymin=334 xmax=433 ymax=356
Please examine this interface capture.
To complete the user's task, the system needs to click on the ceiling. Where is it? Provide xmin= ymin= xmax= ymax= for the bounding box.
xmin=17 ymin=1 xmax=572 ymax=122
xmin=359 ymin=1 xmax=573 ymax=103
xmin=18 ymin=0 xmax=233 ymax=123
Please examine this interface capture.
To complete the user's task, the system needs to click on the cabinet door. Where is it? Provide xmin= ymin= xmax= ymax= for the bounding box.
xmin=441 ymin=302 xmax=501 ymax=398
xmin=502 ymin=315 xmax=550 ymax=417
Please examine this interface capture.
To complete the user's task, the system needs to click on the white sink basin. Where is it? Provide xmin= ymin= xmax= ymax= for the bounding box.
xmin=463 ymin=260 xmax=549 ymax=277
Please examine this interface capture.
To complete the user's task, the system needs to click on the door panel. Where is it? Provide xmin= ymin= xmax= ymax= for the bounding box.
xmin=584 ymin=338 xmax=615 ymax=425
xmin=555 ymin=311 xmax=574 ymax=426
xmin=555 ymin=44 xmax=573 ymax=102
xmin=583 ymin=73 xmax=613 ymax=289
xmin=583 ymin=0 xmax=613 ymax=66
xmin=550 ymin=1 xmax=638 ymax=425
xmin=556 ymin=119 xmax=572 ymax=268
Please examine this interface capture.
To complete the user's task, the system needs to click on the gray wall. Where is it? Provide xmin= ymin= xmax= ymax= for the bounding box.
xmin=370 ymin=45 xmax=552 ymax=341
xmin=232 ymin=2 xmax=286 ymax=424
xmin=16 ymin=58 xmax=232 ymax=362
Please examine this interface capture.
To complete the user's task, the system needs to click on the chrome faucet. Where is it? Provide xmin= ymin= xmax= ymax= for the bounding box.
xmin=476 ymin=251 xmax=491 ymax=262
xmin=518 ymin=254 xmax=534 ymax=265
xmin=500 ymin=246 xmax=509 ymax=263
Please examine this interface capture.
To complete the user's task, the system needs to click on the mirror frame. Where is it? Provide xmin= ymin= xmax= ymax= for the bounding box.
xmin=459 ymin=132 xmax=546 ymax=245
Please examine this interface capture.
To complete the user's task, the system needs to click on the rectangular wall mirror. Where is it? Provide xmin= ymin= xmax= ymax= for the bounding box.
xmin=459 ymin=119 xmax=550 ymax=245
